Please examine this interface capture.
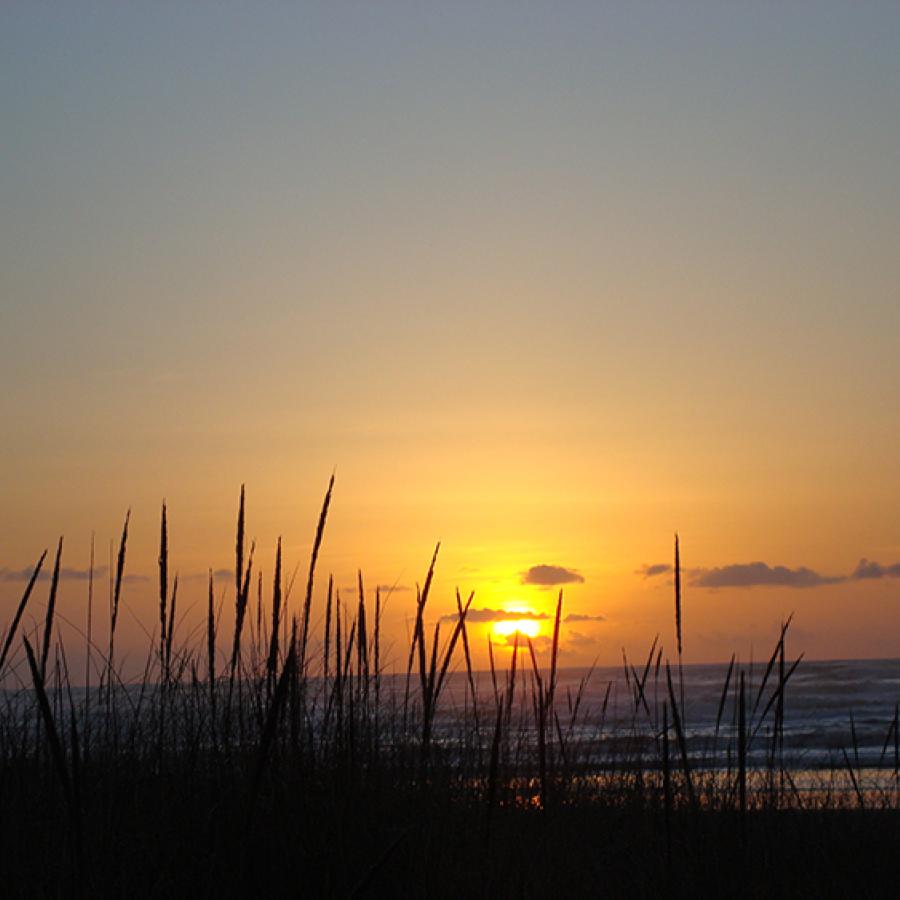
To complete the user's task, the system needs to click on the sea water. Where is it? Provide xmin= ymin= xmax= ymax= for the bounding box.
xmin=437 ymin=658 xmax=900 ymax=772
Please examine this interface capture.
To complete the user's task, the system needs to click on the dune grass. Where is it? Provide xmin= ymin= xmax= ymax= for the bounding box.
xmin=1 ymin=483 xmax=899 ymax=898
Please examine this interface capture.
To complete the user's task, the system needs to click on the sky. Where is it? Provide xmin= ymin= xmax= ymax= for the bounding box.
xmin=2 ymin=2 xmax=900 ymax=676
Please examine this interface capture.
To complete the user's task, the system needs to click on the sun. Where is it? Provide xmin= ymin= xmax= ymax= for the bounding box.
xmin=492 ymin=618 xmax=541 ymax=638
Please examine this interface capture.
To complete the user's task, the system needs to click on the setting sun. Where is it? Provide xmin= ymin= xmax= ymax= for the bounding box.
xmin=492 ymin=618 xmax=541 ymax=638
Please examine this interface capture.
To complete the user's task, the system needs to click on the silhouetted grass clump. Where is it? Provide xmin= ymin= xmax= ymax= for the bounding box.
xmin=1 ymin=481 xmax=899 ymax=898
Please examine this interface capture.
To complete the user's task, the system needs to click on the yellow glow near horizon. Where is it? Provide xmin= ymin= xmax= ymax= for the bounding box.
xmin=492 ymin=618 xmax=541 ymax=638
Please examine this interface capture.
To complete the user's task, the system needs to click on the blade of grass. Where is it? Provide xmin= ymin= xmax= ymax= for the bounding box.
xmin=159 ymin=501 xmax=168 ymax=679
xmin=39 ymin=537 xmax=64 ymax=680
xmin=299 ymin=474 xmax=335 ymax=676
xmin=0 ymin=549 xmax=47 ymax=674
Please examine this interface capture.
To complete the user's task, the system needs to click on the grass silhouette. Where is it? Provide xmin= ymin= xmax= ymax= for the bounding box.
xmin=1 ymin=481 xmax=899 ymax=898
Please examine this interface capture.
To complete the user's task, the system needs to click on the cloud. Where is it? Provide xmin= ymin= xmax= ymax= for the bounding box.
xmin=521 ymin=564 xmax=584 ymax=586
xmin=182 ymin=568 xmax=234 ymax=583
xmin=1 ymin=565 xmax=89 ymax=583
xmin=493 ymin=633 xmax=553 ymax=650
xmin=638 ymin=563 xmax=671 ymax=578
xmin=639 ymin=555 xmax=900 ymax=589
xmin=850 ymin=559 xmax=900 ymax=580
xmin=337 ymin=582 xmax=411 ymax=596
xmin=439 ymin=608 xmax=604 ymax=625
xmin=566 ymin=630 xmax=597 ymax=647
xmin=0 ymin=565 xmax=148 ymax=585
xmin=439 ymin=607 xmax=551 ymax=624
xmin=690 ymin=562 xmax=843 ymax=589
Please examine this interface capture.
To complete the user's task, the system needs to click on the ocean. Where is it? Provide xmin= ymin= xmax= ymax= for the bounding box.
xmin=437 ymin=657 xmax=900 ymax=773
xmin=6 ymin=656 xmax=899 ymax=775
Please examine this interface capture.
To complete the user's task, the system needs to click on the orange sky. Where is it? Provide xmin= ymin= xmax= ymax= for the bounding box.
xmin=3 ymin=4 xmax=900 ymax=677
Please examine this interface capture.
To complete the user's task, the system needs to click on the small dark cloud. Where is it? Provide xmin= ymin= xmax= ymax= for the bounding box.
xmin=521 ymin=564 xmax=584 ymax=586
xmin=566 ymin=630 xmax=597 ymax=647
xmin=1 ymin=565 xmax=94 ymax=583
xmin=690 ymin=562 xmax=843 ymax=589
xmin=851 ymin=559 xmax=900 ymax=580
xmin=638 ymin=563 xmax=671 ymax=579
xmin=564 ymin=613 xmax=605 ymax=623
xmin=0 ymin=565 xmax=148 ymax=584
xmin=122 ymin=573 xmax=149 ymax=584
xmin=182 ymin=568 xmax=234 ymax=583
xmin=439 ymin=607 xmax=551 ymax=624
xmin=338 ymin=582 xmax=410 ymax=595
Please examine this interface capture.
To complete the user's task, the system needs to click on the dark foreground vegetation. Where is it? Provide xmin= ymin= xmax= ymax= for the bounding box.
xmin=2 ymin=481 xmax=899 ymax=898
